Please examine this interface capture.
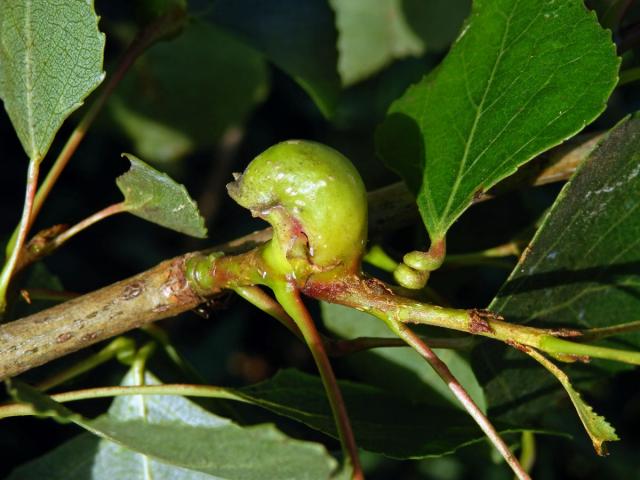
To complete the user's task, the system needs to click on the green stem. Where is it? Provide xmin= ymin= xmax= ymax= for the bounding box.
xmin=538 ymin=335 xmax=640 ymax=365
xmin=235 ymin=284 xmax=471 ymax=356
xmin=379 ymin=317 xmax=530 ymax=480
xmin=578 ymin=320 xmax=640 ymax=342
xmin=0 ymin=384 xmax=249 ymax=420
xmin=50 ymin=202 xmax=127 ymax=251
xmin=142 ymin=325 xmax=206 ymax=383
xmin=35 ymin=337 xmax=136 ymax=392
xmin=234 ymin=285 xmax=303 ymax=340
xmin=272 ymin=283 xmax=363 ymax=480
xmin=0 ymin=159 xmax=40 ymax=314
xmin=304 ymin=276 xmax=640 ymax=367
xmin=190 ymin=252 xmax=640 ymax=368
xmin=444 ymin=242 xmax=520 ymax=269
xmin=363 ymin=245 xmax=398 ymax=272
xmin=518 ymin=431 xmax=536 ymax=477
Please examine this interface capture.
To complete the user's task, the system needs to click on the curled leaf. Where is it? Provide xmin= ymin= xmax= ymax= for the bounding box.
xmin=116 ymin=154 xmax=207 ymax=238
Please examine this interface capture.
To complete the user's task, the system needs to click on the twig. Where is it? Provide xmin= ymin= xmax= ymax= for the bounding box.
xmin=0 ymin=255 xmax=203 ymax=379
xmin=0 ymin=160 xmax=40 ymax=313
xmin=578 ymin=320 xmax=640 ymax=342
xmin=382 ymin=319 xmax=530 ymax=480
xmin=15 ymin=202 xmax=127 ymax=274
xmin=235 ymin=285 xmax=472 ymax=355
xmin=271 ymin=284 xmax=364 ymax=480
xmin=301 ymin=276 xmax=640 ymax=366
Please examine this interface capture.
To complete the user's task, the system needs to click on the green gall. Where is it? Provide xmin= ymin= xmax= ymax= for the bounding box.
xmin=393 ymin=263 xmax=429 ymax=290
xmin=227 ymin=140 xmax=368 ymax=275
xmin=403 ymin=250 xmax=442 ymax=271
xmin=395 ymin=240 xmax=446 ymax=289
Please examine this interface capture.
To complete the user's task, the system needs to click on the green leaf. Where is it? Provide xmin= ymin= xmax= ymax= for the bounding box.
xmin=492 ymin=114 xmax=640 ymax=343
xmin=110 ymin=21 xmax=268 ymax=164
xmin=376 ymin=0 xmax=619 ymax=241
xmin=240 ymin=369 xmax=522 ymax=459
xmin=8 ymin=370 xmax=338 ymax=480
xmin=561 ymin=380 xmax=618 ymax=455
xmin=6 ymin=380 xmax=80 ymax=424
xmin=525 ymin=349 xmax=618 ymax=455
xmin=329 ymin=0 xmax=470 ymax=86
xmin=208 ymin=0 xmax=341 ymax=116
xmin=117 ymin=154 xmax=207 ymax=238
xmin=4 ymin=368 xmax=544 ymax=463
xmin=328 ymin=0 xmax=425 ymax=86
xmin=400 ymin=0 xmax=472 ymax=51
xmin=0 ymin=0 xmax=105 ymax=162
xmin=474 ymin=113 xmax=640 ymax=424
xmin=321 ymin=302 xmax=486 ymax=411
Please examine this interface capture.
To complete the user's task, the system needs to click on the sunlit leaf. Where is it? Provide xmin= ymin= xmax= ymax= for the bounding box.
xmin=329 ymin=0 xmax=470 ymax=86
xmin=328 ymin=0 xmax=424 ymax=86
xmin=0 ymin=0 xmax=105 ymax=162
xmin=376 ymin=0 xmax=619 ymax=241
xmin=117 ymin=154 xmax=207 ymax=238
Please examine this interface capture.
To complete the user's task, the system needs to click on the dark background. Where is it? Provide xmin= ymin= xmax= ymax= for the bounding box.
xmin=1 ymin=1 xmax=639 ymax=478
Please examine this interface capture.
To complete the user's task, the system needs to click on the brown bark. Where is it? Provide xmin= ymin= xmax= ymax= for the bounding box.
xmin=0 ymin=257 xmax=204 ymax=379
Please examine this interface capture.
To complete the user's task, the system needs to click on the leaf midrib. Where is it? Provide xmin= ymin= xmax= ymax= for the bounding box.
xmin=24 ymin=0 xmax=37 ymax=160
xmin=435 ymin=2 xmax=516 ymax=233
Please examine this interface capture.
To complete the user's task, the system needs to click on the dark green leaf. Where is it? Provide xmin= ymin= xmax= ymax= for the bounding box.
xmin=240 ymin=369 xmax=529 ymax=459
xmin=0 ymin=0 xmax=105 ymax=162
xmin=111 ymin=21 xmax=268 ymax=164
xmin=525 ymin=348 xmax=618 ymax=455
xmin=5 ymin=367 xmax=545 ymax=464
xmin=208 ymin=0 xmax=341 ymax=116
xmin=589 ymin=0 xmax=630 ymax=29
xmin=376 ymin=0 xmax=619 ymax=240
xmin=474 ymin=114 xmax=640 ymax=424
xmin=6 ymin=380 xmax=80 ymax=424
xmin=117 ymin=154 xmax=207 ymax=238
xmin=8 ymin=370 xmax=338 ymax=480
xmin=321 ymin=302 xmax=486 ymax=411
xmin=400 ymin=0 xmax=472 ymax=51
